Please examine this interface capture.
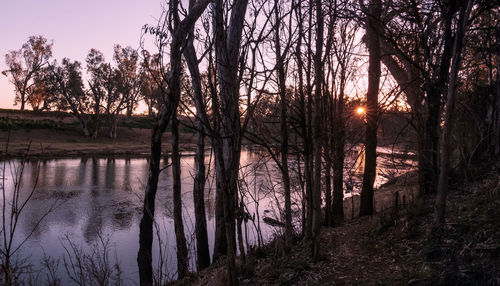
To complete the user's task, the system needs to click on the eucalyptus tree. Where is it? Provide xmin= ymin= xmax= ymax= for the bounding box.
xmin=359 ymin=0 xmax=382 ymax=217
xmin=182 ymin=6 xmax=212 ymax=271
xmin=211 ymin=0 xmax=250 ymax=281
xmin=137 ymin=0 xmax=212 ymax=283
xmin=46 ymin=59 xmax=93 ymax=136
xmin=329 ymin=4 xmax=360 ymax=225
xmin=436 ymin=0 xmax=474 ymax=224
xmin=86 ymin=48 xmax=117 ymax=138
xmin=114 ymin=45 xmax=141 ymax=117
xmin=3 ymin=35 xmax=53 ymax=111
xmin=139 ymin=50 xmax=163 ymax=117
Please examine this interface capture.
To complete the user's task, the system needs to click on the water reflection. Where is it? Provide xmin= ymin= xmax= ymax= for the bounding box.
xmin=0 ymin=147 xmax=414 ymax=284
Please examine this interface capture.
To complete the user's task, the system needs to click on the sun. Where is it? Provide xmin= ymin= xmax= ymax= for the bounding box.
xmin=356 ymin=107 xmax=365 ymax=115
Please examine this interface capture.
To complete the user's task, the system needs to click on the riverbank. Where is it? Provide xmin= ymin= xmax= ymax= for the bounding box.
xmin=0 ymin=127 xmax=199 ymax=158
xmin=0 ymin=109 xmax=198 ymax=158
xmin=177 ymin=165 xmax=500 ymax=285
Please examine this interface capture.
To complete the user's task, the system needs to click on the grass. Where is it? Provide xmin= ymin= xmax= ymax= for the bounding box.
xmin=0 ymin=117 xmax=70 ymax=130
xmin=0 ymin=109 xmax=198 ymax=158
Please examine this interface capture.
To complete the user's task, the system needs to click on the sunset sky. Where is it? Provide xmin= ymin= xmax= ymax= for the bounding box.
xmin=0 ymin=0 xmax=161 ymax=109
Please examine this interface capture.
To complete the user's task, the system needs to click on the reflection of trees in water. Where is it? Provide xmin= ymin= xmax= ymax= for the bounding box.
xmin=105 ymin=158 xmax=116 ymax=191
xmin=54 ymin=162 xmax=66 ymax=187
xmin=123 ymin=158 xmax=131 ymax=192
xmin=85 ymin=159 xmax=104 ymax=243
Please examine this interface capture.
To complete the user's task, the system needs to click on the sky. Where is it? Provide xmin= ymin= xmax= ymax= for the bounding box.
xmin=0 ymin=0 xmax=162 ymax=109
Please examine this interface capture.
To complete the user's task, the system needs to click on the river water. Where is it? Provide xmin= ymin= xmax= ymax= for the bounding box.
xmin=0 ymin=147 xmax=414 ymax=284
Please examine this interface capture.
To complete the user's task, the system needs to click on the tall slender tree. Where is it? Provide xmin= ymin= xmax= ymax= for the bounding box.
xmin=137 ymin=0 xmax=212 ymax=284
xmin=359 ymin=0 xmax=382 ymax=217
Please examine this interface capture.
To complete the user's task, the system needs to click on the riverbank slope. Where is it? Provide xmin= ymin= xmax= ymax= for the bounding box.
xmin=0 ymin=109 xmax=197 ymax=158
xmin=178 ymin=165 xmax=500 ymax=285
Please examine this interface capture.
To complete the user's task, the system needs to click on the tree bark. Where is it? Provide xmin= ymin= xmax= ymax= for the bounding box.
xmin=138 ymin=109 xmax=168 ymax=286
xmin=183 ymin=17 xmax=211 ymax=270
xmin=324 ymin=159 xmax=332 ymax=226
xmin=495 ymin=25 xmax=500 ymax=156
xmin=213 ymin=0 xmax=249 ymax=283
xmin=435 ymin=0 xmax=473 ymax=225
xmin=332 ymin=81 xmax=346 ymax=225
xmin=360 ymin=0 xmax=382 ymax=217
xmin=191 ymin=127 xmax=210 ymax=271
xmin=311 ymin=0 xmax=324 ymax=261
xmin=274 ymin=0 xmax=293 ymax=247
xmin=137 ymin=1 xmax=211 ymax=283
xmin=172 ymin=110 xmax=189 ymax=278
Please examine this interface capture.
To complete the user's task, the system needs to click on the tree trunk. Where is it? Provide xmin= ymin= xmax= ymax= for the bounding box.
xmin=293 ymin=2 xmax=312 ymax=239
xmin=421 ymin=85 xmax=441 ymax=195
xmin=495 ymin=26 xmax=500 ymax=157
xmin=192 ymin=117 xmax=210 ymax=270
xmin=138 ymin=112 xmax=167 ymax=286
xmin=20 ymin=95 xmax=25 ymax=111
xmin=311 ymin=0 xmax=324 ymax=261
xmin=435 ymin=0 xmax=473 ymax=225
xmin=332 ymin=94 xmax=345 ymax=225
xmin=183 ymin=23 xmax=211 ymax=270
xmin=274 ymin=1 xmax=293 ymax=247
xmin=171 ymin=110 xmax=189 ymax=278
xmin=137 ymin=1 xmax=211 ymax=283
xmin=109 ymin=116 xmax=118 ymax=139
xmin=213 ymin=0 xmax=248 ymax=283
xmin=212 ymin=157 xmax=227 ymax=263
xmin=324 ymin=159 xmax=332 ymax=226
xmin=360 ymin=0 xmax=382 ymax=217
xmin=236 ymin=200 xmax=246 ymax=264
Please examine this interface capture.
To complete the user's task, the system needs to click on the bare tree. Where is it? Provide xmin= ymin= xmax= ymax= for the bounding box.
xmin=435 ymin=0 xmax=474 ymax=224
xmin=211 ymin=0 xmax=249 ymax=282
xmin=359 ymin=0 xmax=382 ymax=217
xmin=182 ymin=7 xmax=211 ymax=270
xmin=137 ymin=0 xmax=212 ymax=283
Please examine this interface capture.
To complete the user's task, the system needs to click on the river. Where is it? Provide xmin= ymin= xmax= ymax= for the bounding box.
xmin=0 ymin=147 xmax=415 ymax=284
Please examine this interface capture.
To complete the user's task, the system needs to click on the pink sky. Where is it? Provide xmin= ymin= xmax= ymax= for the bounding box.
xmin=0 ymin=0 xmax=161 ymax=109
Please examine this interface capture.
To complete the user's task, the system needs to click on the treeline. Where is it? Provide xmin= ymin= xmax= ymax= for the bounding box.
xmin=2 ymin=37 xmax=165 ymax=138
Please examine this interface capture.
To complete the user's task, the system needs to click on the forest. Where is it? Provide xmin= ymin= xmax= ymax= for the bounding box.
xmin=1 ymin=0 xmax=499 ymax=285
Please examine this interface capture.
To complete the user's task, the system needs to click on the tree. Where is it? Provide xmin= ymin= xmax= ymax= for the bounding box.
xmin=86 ymin=48 xmax=117 ymax=138
xmin=137 ymin=0 xmax=212 ymax=283
xmin=182 ymin=5 xmax=211 ymax=270
xmin=46 ymin=59 xmax=93 ymax=136
xmin=272 ymin=0 xmax=294 ymax=249
xmin=3 ymin=35 xmax=53 ymax=111
xmin=435 ymin=0 xmax=474 ymax=224
xmin=139 ymin=51 xmax=163 ymax=117
xmin=211 ymin=0 xmax=249 ymax=281
xmin=311 ymin=0 xmax=325 ymax=260
xmin=114 ymin=45 xmax=140 ymax=117
xmin=359 ymin=0 xmax=382 ymax=217
xmin=330 ymin=8 xmax=360 ymax=225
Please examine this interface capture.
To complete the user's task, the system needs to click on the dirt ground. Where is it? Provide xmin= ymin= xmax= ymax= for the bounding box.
xmin=181 ymin=167 xmax=500 ymax=286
